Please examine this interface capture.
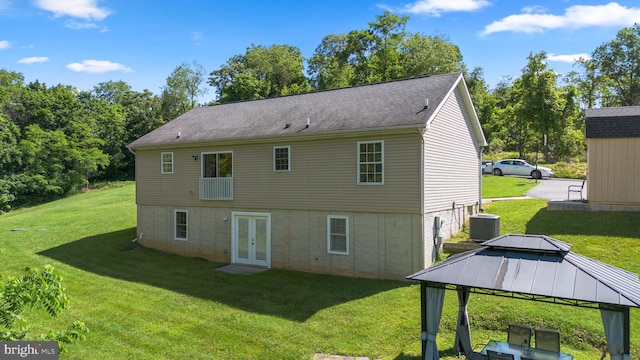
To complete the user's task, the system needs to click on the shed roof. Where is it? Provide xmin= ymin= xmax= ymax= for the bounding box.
xmin=585 ymin=106 xmax=640 ymax=138
xmin=129 ymin=72 xmax=486 ymax=149
xmin=408 ymin=234 xmax=640 ymax=308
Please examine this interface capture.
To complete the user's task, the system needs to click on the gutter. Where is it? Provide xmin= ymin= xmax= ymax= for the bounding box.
xmin=127 ymin=124 xmax=426 ymax=151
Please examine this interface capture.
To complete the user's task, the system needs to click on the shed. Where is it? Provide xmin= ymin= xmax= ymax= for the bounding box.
xmin=407 ymin=234 xmax=640 ymax=359
xmin=585 ymin=106 xmax=640 ymax=206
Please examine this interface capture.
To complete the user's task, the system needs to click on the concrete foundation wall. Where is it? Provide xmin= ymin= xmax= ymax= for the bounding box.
xmin=137 ymin=205 xmax=424 ymax=280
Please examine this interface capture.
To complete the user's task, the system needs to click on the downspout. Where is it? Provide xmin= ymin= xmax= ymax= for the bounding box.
xmin=418 ymin=127 xmax=427 ymax=267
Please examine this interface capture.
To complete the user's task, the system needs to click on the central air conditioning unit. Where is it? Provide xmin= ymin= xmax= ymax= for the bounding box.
xmin=469 ymin=214 xmax=500 ymax=242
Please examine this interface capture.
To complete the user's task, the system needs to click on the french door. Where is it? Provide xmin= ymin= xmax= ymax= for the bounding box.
xmin=232 ymin=212 xmax=271 ymax=267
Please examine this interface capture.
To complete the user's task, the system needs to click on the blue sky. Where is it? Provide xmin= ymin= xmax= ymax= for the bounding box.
xmin=2 ymin=0 xmax=640 ymax=103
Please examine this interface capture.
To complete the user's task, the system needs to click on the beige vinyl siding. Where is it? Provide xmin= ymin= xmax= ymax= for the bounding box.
xmin=135 ymin=132 xmax=422 ymax=213
xmin=587 ymin=138 xmax=640 ymax=205
xmin=423 ymin=86 xmax=481 ymax=213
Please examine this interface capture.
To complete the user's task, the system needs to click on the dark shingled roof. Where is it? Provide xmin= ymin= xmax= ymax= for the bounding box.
xmin=585 ymin=106 xmax=640 ymax=138
xmin=129 ymin=72 xmax=485 ymax=149
xmin=408 ymin=234 xmax=640 ymax=308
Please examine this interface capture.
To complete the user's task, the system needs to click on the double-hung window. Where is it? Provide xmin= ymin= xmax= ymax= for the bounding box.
xmin=161 ymin=152 xmax=174 ymax=174
xmin=327 ymin=215 xmax=349 ymax=255
xmin=174 ymin=210 xmax=188 ymax=241
xmin=358 ymin=141 xmax=383 ymax=184
xmin=200 ymin=152 xmax=233 ymax=200
xmin=274 ymin=146 xmax=290 ymax=172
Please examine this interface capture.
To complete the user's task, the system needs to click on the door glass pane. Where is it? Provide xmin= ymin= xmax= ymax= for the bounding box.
xmin=237 ymin=217 xmax=249 ymax=260
xmin=219 ymin=153 xmax=233 ymax=177
xmin=255 ymin=218 xmax=267 ymax=261
xmin=203 ymin=154 xmax=217 ymax=178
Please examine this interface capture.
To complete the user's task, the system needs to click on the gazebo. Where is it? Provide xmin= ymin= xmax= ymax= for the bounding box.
xmin=407 ymin=234 xmax=640 ymax=360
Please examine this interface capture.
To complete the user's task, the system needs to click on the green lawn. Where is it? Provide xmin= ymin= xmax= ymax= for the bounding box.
xmin=482 ymin=175 xmax=539 ymax=198
xmin=0 ymin=182 xmax=638 ymax=359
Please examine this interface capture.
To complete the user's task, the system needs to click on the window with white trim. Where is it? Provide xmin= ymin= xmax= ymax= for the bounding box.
xmin=174 ymin=210 xmax=188 ymax=241
xmin=161 ymin=152 xmax=174 ymax=174
xmin=327 ymin=215 xmax=349 ymax=255
xmin=357 ymin=141 xmax=383 ymax=184
xmin=274 ymin=146 xmax=290 ymax=172
xmin=202 ymin=152 xmax=233 ymax=178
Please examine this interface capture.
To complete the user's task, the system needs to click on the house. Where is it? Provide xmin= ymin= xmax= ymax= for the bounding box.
xmin=127 ymin=72 xmax=487 ymax=280
xmin=585 ymin=106 xmax=640 ymax=207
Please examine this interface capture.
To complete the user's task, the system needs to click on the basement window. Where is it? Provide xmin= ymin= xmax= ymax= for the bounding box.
xmin=327 ymin=215 xmax=349 ymax=255
xmin=174 ymin=210 xmax=188 ymax=241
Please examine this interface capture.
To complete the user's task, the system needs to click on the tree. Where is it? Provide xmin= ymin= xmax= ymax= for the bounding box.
xmin=0 ymin=113 xmax=20 ymax=212
xmin=161 ymin=60 xmax=208 ymax=120
xmin=591 ymin=23 xmax=640 ymax=106
xmin=308 ymin=11 xmax=464 ymax=90
xmin=79 ymin=91 xmax=127 ymax=179
xmin=90 ymin=81 xmax=164 ymax=179
xmin=0 ymin=70 xmax=25 ymax=121
xmin=402 ymin=32 xmax=464 ymax=77
xmin=465 ymin=67 xmax=496 ymax=143
xmin=365 ymin=11 xmax=409 ymax=82
xmin=517 ymin=52 xmax=565 ymax=162
xmin=567 ymin=58 xmax=603 ymax=109
xmin=209 ymin=44 xmax=309 ymax=102
xmin=17 ymin=124 xmax=108 ymax=203
xmin=0 ymin=265 xmax=88 ymax=354
xmin=308 ymin=34 xmax=353 ymax=89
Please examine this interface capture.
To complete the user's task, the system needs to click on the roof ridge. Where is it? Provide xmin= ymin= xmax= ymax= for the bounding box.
xmin=206 ymin=72 xmax=462 ymax=107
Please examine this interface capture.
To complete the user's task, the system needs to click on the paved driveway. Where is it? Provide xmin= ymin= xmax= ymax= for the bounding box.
xmin=525 ymin=178 xmax=586 ymax=201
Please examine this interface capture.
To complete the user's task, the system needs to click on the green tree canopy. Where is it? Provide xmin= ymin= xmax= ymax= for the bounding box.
xmin=161 ymin=60 xmax=208 ymax=120
xmin=209 ymin=44 xmax=309 ymax=102
xmin=0 ymin=265 xmax=88 ymax=353
xmin=591 ymin=23 xmax=640 ymax=106
xmin=308 ymin=11 xmax=464 ymax=90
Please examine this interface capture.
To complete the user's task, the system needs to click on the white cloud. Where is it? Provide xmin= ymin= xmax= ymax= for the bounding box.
xmin=0 ymin=40 xmax=9 ymax=49
xmin=66 ymin=60 xmax=133 ymax=73
xmin=381 ymin=0 xmax=490 ymax=17
xmin=64 ymin=20 xmax=107 ymax=32
xmin=481 ymin=2 xmax=640 ymax=35
xmin=18 ymin=56 xmax=49 ymax=64
xmin=547 ymin=53 xmax=592 ymax=63
xmin=35 ymin=0 xmax=110 ymax=20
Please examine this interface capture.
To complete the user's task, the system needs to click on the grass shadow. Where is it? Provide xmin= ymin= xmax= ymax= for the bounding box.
xmin=38 ymin=227 xmax=406 ymax=322
xmin=525 ymin=206 xmax=640 ymax=237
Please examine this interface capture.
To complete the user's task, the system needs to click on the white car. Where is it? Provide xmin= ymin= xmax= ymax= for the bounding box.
xmin=492 ymin=159 xmax=554 ymax=179
xmin=482 ymin=160 xmax=494 ymax=174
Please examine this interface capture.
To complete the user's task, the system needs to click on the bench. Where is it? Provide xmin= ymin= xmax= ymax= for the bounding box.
xmin=567 ymin=180 xmax=586 ymax=201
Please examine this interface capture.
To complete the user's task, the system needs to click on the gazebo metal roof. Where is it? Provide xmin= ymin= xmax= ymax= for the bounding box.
xmin=408 ymin=234 xmax=640 ymax=308
xmin=407 ymin=234 xmax=640 ymax=359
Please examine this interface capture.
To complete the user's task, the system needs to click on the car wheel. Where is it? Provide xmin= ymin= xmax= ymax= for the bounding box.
xmin=493 ymin=168 xmax=502 ymax=176
xmin=531 ymin=170 xmax=542 ymax=179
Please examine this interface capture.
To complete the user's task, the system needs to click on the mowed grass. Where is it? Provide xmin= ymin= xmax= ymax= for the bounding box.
xmin=482 ymin=175 xmax=539 ymax=198
xmin=0 ymin=182 xmax=638 ymax=359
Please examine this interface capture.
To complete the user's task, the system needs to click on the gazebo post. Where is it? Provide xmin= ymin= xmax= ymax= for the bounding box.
xmin=600 ymin=305 xmax=632 ymax=359
xmin=420 ymin=282 xmax=427 ymax=359
xmin=623 ymin=307 xmax=630 ymax=356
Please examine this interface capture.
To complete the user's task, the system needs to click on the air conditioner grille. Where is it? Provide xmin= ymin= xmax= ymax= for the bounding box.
xmin=469 ymin=214 xmax=500 ymax=242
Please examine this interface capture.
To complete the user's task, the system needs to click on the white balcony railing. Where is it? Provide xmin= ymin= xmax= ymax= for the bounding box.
xmin=199 ymin=177 xmax=233 ymax=200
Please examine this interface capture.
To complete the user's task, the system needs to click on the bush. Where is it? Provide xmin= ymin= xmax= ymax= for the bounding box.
xmin=549 ymin=161 xmax=587 ymax=179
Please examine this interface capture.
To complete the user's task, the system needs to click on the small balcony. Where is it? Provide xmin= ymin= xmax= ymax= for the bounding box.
xmin=200 ymin=177 xmax=233 ymax=200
